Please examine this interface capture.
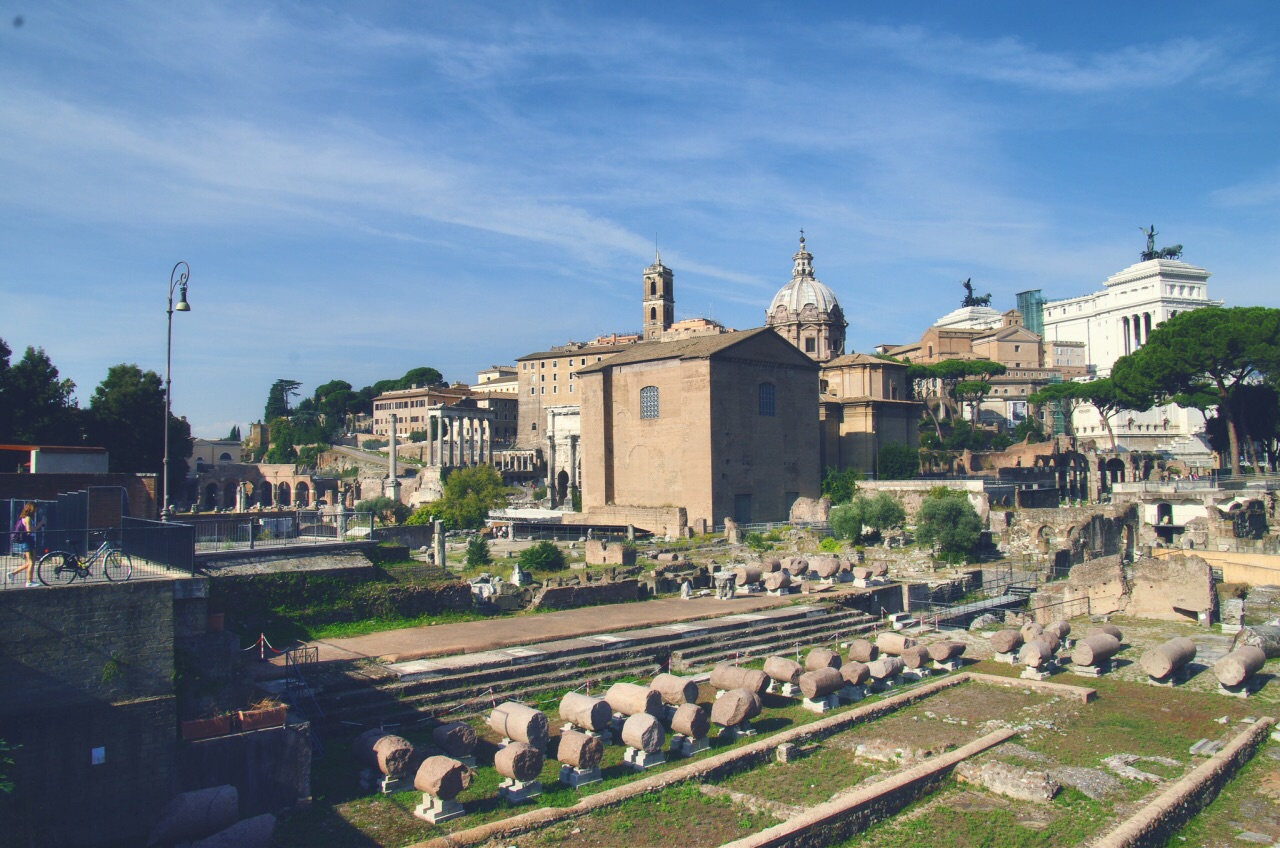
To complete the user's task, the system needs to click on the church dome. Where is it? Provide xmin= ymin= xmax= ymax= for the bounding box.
xmin=769 ymin=276 xmax=841 ymax=315
xmin=767 ymin=234 xmax=842 ymax=316
xmin=765 ymin=233 xmax=847 ymax=363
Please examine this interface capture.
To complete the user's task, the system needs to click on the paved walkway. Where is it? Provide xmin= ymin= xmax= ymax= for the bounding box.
xmin=307 ymin=592 xmax=811 ymax=664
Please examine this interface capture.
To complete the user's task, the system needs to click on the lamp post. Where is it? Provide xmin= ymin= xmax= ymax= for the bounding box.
xmin=163 ymin=262 xmax=191 ymax=520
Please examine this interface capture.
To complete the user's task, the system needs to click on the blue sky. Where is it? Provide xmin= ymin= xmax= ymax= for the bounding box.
xmin=2 ymin=2 xmax=1277 ymax=438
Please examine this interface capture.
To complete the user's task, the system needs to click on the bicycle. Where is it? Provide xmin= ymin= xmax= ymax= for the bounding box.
xmin=37 ymin=537 xmax=132 ymax=585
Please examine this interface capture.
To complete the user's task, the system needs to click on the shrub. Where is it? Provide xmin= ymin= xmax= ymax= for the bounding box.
xmin=821 ymin=467 xmax=862 ymax=505
xmin=876 ymin=442 xmax=919 ymax=480
xmin=407 ymin=430 xmax=428 ymax=443
xmin=465 ymin=536 xmax=491 ymax=567
xmin=519 ymin=540 xmax=567 ymax=572
xmin=829 ymin=501 xmax=867 ymax=541
xmin=363 ymin=439 xmax=387 ymax=451
xmin=355 ymin=496 xmax=410 ymax=525
xmin=818 ymin=536 xmax=841 ymax=553
xmin=915 ymin=489 xmax=982 ymax=556
xmin=406 ymin=466 xmax=508 ymax=530
xmin=533 ymin=485 xmax=548 ymax=501
xmin=744 ymin=532 xmax=770 ymax=552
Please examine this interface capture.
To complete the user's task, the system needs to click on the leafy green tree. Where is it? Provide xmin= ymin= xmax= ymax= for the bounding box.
xmin=1112 ymin=307 xmax=1280 ymax=475
xmin=915 ymin=488 xmax=983 ymax=557
xmin=263 ymin=418 xmax=299 ymax=464
xmin=1030 ymin=381 xmax=1085 ymax=438
xmin=295 ymin=444 xmax=325 ymax=468
xmin=821 ymin=467 xmax=861 ymax=504
xmin=406 ymin=465 xmax=508 ymax=530
xmin=408 ymin=430 xmax=428 ymax=443
xmin=8 ymin=345 xmax=81 ymax=444
xmin=465 ymin=536 xmax=492 ymax=566
xmin=829 ymin=499 xmax=867 ymax=541
xmin=399 ymin=367 xmax=444 ymax=389
xmin=1204 ymin=384 xmax=1280 ymax=472
xmin=1011 ymin=417 xmax=1045 ymax=443
xmin=876 ymin=442 xmax=919 ymax=480
xmin=264 ymin=378 xmax=301 ymax=422
xmin=355 ymin=496 xmax=410 ymax=525
xmin=226 ymin=424 xmax=241 ymax=441
xmin=519 ymin=540 xmax=566 ymax=572
xmin=84 ymin=364 xmax=192 ymax=496
xmin=0 ymin=339 xmax=12 ymax=443
xmin=831 ymin=492 xmax=906 ymax=542
xmin=1078 ymin=378 xmax=1128 ymax=451
xmin=865 ymin=492 xmax=906 ymax=534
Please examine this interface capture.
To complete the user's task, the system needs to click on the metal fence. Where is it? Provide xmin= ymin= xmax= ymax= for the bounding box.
xmin=2 ymin=521 xmax=197 ymax=590
xmin=189 ymin=511 xmax=375 ymax=553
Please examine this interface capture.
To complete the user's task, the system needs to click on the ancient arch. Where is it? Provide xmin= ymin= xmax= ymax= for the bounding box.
xmin=295 ymin=481 xmax=310 ymax=508
xmin=224 ymin=482 xmax=237 ymax=508
xmin=278 ymin=482 xmax=292 ymax=507
xmin=203 ymin=483 xmax=220 ymax=510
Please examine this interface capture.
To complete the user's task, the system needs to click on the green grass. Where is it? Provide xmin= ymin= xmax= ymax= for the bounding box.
xmin=841 ymin=782 xmax=1112 ymax=848
xmin=1164 ymin=746 xmax=1278 ymax=847
xmin=305 ymin=609 xmax=490 ymax=640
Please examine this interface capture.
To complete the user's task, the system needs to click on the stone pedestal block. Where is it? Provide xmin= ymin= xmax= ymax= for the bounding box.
xmin=765 ymin=681 xmax=799 ymax=697
xmin=801 ymin=693 xmax=839 ymax=714
xmin=623 ymin=747 xmax=666 ymax=770
xmin=869 ymin=676 xmax=900 ymax=693
xmin=718 ymin=723 xmax=757 ymax=740
xmin=1218 ymin=680 xmax=1259 ymax=699
xmin=559 ymin=765 xmax=602 ymax=789
xmin=838 ymin=685 xmax=866 ymax=703
xmin=932 ymin=659 xmax=962 ymax=672
xmin=379 ymin=775 xmax=413 ymax=794
xmin=902 ymin=667 xmax=932 ymax=681
xmin=669 ymin=733 xmax=710 ymax=757
xmin=414 ymin=796 xmax=465 ymax=824
xmin=993 ymin=651 xmax=1018 ymax=665
xmin=561 ymin=723 xmax=610 ymax=745
xmin=1020 ymin=663 xmax=1057 ymax=681
xmin=1147 ymin=669 xmax=1188 ymax=688
xmin=497 ymin=778 xmax=543 ymax=804
xmin=1072 ymin=659 xmax=1112 ymax=678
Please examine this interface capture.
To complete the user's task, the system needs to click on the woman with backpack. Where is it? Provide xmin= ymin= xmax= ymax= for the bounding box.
xmin=8 ymin=502 xmax=42 ymax=588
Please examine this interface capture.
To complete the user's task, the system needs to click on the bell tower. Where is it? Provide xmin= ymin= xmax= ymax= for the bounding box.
xmin=642 ymin=250 xmax=674 ymax=340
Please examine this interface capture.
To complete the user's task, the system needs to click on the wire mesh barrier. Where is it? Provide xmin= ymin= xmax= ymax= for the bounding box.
xmin=188 ymin=510 xmax=375 ymax=553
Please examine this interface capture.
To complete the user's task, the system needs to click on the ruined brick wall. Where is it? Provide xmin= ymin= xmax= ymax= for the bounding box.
xmin=0 ymin=581 xmax=179 ymax=847
xmin=584 ymin=539 xmax=637 ymax=566
xmin=532 ymin=579 xmax=640 ymax=609
xmin=1003 ymin=504 xmax=1136 ymax=563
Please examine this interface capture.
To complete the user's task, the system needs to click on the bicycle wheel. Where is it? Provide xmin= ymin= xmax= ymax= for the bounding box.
xmin=38 ymin=551 xmax=79 ymax=586
xmin=103 ymin=550 xmax=132 ymax=582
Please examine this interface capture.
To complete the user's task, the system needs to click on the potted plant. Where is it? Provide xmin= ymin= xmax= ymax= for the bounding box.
xmin=181 ymin=711 xmax=233 ymax=741
xmin=236 ymin=697 xmax=287 ymax=731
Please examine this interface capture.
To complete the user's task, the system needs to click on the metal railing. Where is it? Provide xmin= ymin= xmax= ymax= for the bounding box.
xmin=1 ymin=522 xmax=195 ymax=589
xmin=190 ymin=510 xmax=375 ymax=553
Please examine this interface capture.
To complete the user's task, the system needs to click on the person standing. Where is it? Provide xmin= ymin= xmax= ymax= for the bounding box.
xmin=8 ymin=503 xmax=42 ymax=587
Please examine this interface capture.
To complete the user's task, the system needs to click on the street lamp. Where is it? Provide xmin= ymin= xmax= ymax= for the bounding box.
xmin=163 ymin=261 xmax=191 ymax=520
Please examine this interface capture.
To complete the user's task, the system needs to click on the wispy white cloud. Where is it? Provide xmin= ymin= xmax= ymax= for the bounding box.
xmin=1209 ymin=167 xmax=1280 ymax=208
xmin=843 ymin=24 xmax=1268 ymax=93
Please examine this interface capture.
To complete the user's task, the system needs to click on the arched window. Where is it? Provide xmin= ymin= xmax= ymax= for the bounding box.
xmin=640 ymin=386 xmax=659 ymax=419
xmin=649 ymin=307 xmax=657 ymax=321
xmin=759 ymin=382 xmax=776 ymax=416
xmin=650 ymin=281 xmax=656 ymax=296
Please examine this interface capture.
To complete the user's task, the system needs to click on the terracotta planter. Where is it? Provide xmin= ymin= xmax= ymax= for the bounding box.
xmin=181 ymin=715 xmax=232 ymax=741
xmin=206 ymin=613 xmax=225 ymax=632
xmin=237 ymin=705 xmax=287 ymax=731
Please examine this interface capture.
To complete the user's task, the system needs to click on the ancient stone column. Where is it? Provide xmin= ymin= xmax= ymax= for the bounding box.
xmin=546 ymin=435 xmax=557 ymax=507
xmin=568 ymin=434 xmax=579 ymax=507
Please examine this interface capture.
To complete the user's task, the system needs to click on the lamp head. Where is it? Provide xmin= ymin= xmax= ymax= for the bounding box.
xmin=175 ymin=283 xmax=191 ymax=312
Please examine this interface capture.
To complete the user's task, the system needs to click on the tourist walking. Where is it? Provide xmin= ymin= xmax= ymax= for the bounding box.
xmin=8 ymin=503 xmax=43 ymax=587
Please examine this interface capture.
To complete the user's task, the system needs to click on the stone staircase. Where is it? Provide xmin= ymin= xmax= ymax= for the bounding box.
xmin=309 ymin=602 xmax=880 ymax=730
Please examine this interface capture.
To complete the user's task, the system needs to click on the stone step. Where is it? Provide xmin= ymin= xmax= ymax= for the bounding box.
xmin=669 ymin=614 xmax=880 ymax=672
xmin=322 ymin=653 xmax=666 ymax=729
xmin=312 ymin=602 xmax=883 ymax=729
xmin=312 ymin=602 xmax=853 ymax=726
